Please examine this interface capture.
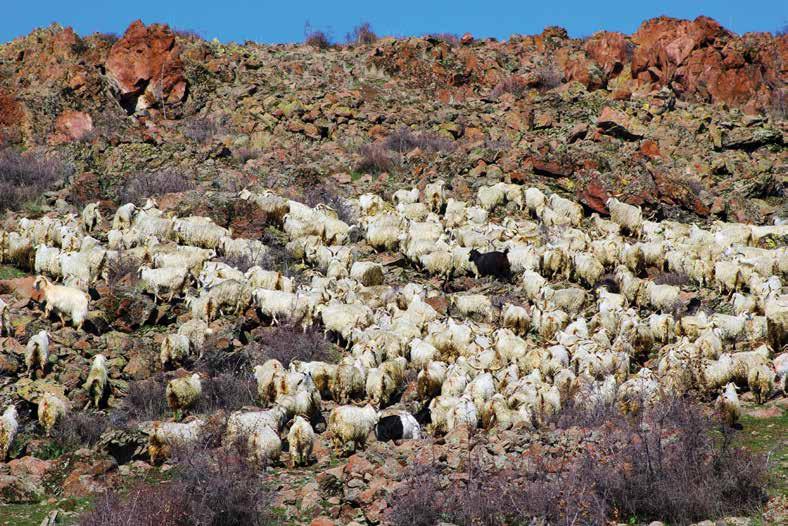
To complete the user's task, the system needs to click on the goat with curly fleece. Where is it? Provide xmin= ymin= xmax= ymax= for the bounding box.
xmin=34 ymin=276 xmax=89 ymax=331
xmin=166 ymin=373 xmax=202 ymax=413
xmin=0 ymin=406 xmax=18 ymax=461
xmin=328 ymin=404 xmax=379 ymax=454
xmin=288 ymin=415 xmax=315 ymax=467
xmin=83 ymin=354 xmax=109 ymax=408
xmin=25 ymin=330 xmax=50 ymax=376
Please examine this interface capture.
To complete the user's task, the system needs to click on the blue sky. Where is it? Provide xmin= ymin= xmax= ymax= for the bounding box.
xmin=2 ymin=1 xmax=785 ymax=43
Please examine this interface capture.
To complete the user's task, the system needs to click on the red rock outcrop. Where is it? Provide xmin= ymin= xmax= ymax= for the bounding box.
xmin=584 ymin=31 xmax=631 ymax=78
xmin=630 ymin=16 xmax=783 ymax=112
xmin=105 ymin=20 xmax=187 ymax=113
xmin=52 ymin=110 xmax=93 ymax=143
xmin=0 ymin=89 xmax=22 ymax=128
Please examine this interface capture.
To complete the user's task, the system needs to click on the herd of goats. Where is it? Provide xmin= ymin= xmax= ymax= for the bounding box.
xmin=0 ymin=179 xmax=786 ymax=467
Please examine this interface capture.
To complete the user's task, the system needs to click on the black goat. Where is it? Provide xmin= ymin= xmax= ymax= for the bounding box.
xmin=468 ymin=248 xmax=511 ymax=281
xmin=376 ymin=412 xmax=422 ymax=441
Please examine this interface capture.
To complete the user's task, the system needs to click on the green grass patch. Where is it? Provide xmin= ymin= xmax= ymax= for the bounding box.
xmin=740 ymin=411 xmax=788 ymax=497
xmin=0 ymin=265 xmax=25 ymax=280
xmin=0 ymin=497 xmax=91 ymax=526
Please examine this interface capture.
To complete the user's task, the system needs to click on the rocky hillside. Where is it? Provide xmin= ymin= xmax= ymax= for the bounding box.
xmin=0 ymin=15 xmax=785 ymax=526
xmin=0 ymin=16 xmax=785 ymax=222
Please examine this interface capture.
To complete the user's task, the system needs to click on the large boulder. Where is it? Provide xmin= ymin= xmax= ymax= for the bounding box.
xmin=584 ymin=31 xmax=631 ymax=78
xmin=630 ymin=16 xmax=784 ymax=112
xmin=105 ymin=20 xmax=187 ymax=114
xmin=52 ymin=110 xmax=93 ymax=143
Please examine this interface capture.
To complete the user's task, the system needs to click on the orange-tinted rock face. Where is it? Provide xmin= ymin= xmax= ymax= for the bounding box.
xmin=105 ymin=20 xmax=187 ymax=113
xmin=629 ymin=16 xmax=783 ymax=112
xmin=584 ymin=31 xmax=631 ymax=78
xmin=52 ymin=110 xmax=93 ymax=143
xmin=0 ymin=89 xmax=23 ymax=128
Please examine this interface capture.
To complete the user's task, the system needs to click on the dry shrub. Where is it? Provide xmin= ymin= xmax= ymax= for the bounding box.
xmin=347 ymin=22 xmax=377 ymax=45
xmin=588 ymin=398 xmax=768 ymax=524
xmin=257 ymin=230 xmax=301 ymax=279
xmin=386 ymin=464 xmax=443 ymax=526
xmin=71 ymin=38 xmax=89 ymax=55
xmin=196 ymin=372 xmax=257 ymax=413
xmin=105 ymin=252 xmax=142 ymax=294
xmin=232 ymin=147 xmax=261 ymax=165
xmin=80 ymin=483 xmax=193 ymax=526
xmin=0 ymin=149 xmax=65 ymax=213
xmin=389 ymin=457 xmax=605 ymax=526
xmin=357 ymin=142 xmax=395 ymax=173
xmin=182 ymin=115 xmax=227 ymax=145
xmin=684 ymin=177 xmax=706 ymax=196
xmin=119 ymin=170 xmax=194 ymax=205
xmin=95 ymin=32 xmax=119 ymax=45
xmin=251 ymin=323 xmax=336 ymax=367
xmin=114 ymin=375 xmax=169 ymax=424
xmin=302 ymin=183 xmax=357 ymax=225
xmin=389 ymin=398 xmax=769 ymax=526
xmin=217 ymin=244 xmax=269 ymax=273
xmin=195 ymin=334 xmax=254 ymax=375
xmin=383 ymin=127 xmax=455 ymax=154
xmin=82 ymin=446 xmax=273 ymax=526
xmin=49 ymin=412 xmax=109 ymax=451
xmin=534 ymin=61 xmax=564 ymax=91
xmin=490 ymin=75 xmax=528 ymax=99
xmin=305 ymin=22 xmax=332 ymax=49
xmin=172 ymin=446 xmax=274 ymax=525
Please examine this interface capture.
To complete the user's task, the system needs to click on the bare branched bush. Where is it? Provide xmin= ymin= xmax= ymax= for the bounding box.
xmin=172 ymin=446 xmax=274 ymax=525
xmin=95 ymin=32 xmax=119 ymax=45
xmin=357 ymin=142 xmax=395 ymax=173
xmin=250 ymin=323 xmax=336 ymax=367
xmin=106 ymin=252 xmax=142 ymax=295
xmin=119 ymin=170 xmax=194 ymax=205
xmin=113 ymin=375 xmax=169 ymax=424
xmin=217 ymin=246 xmax=269 ymax=273
xmin=383 ymin=127 xmax=455 ymax=154
xmin=195 ymin=334 xmax=255 ymax=375
xmin=304 ymin=22 xmax=332 ymax=50
xmin=182 ymin=115 xmax=227 ymax=145
xmin=389 ymin=457 xmax=606 ymax=526
xmin=684 ymin=177 xmax=706 ymax=196
xmin=386 ymin=464 xmax=443 ymax=526
xmin=0 ymin=149 xmax=64 ymax=213
xmin=390 ymin=398 xmax=769 ymax=526
xmin=588 ymin=398 xmax=769 ymax=524
xmin=49 ymin=412 xmax=109 ymax=452
xmin=302 ymin=184 xmax=357 ymax=225
xmin=346 ymin=22 xmax=377 ymax=45
xmin=533 ymin=62 xmax=564 ymax=91
xmin=80 ymin=483 xmax=192 ymax=526
xmin=81 ymin=446 xmax=274 ymax=526
xmin=173 ymin=28 xmax=204 ymax=40
xmin=490 ymin=75 xmax=528 ymax=99
xmin=71 ymin=38 xmax=89 ymax=55
xmin=232 ymin=147 xmax=261 ymax=165
xmin=258 ymin=230 xmax=301 ymax=278
xmin=196 ymin=372 xmax=257 ymax=413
